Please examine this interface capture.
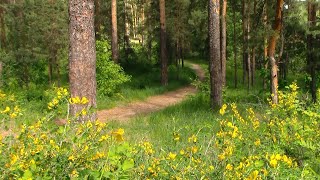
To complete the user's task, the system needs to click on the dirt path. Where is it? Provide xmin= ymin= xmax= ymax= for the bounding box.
xmin=97 ymin=63 xmax=205 ymax=122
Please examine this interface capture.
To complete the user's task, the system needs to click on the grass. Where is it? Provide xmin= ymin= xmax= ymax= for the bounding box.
xmin=108 ymin=93 xmax=219 ymax=147
xmin=106 ymin=59 xmax=271 ymax=149
xmin=97 ymin=62 xmax=196 ymax=110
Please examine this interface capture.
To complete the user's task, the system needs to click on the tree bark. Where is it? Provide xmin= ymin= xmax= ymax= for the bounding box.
xmin=94 ymin=0 xmax=101 ymax=38
xmin=0 ymin=5 xmax=6 ymax=49
xmin=69 ymin=0 xmax=97 ymax=121
xmin=111 ymin=0 xmax=119 ymax=63
xmin=268 ymin=0 xmax=284 ymax=104
xmin=262 ymin=1 xmax=268 ymax=90
xmin=221 ymin=0 xmax=227 ymax=86
xmin=0 ymin=4 xmax=5 ymax=87
xmin=209 ymin=0 xmax=222 ymax=109
xmin=251 ymin=0 xmax=257 ymax=87
xmin=242 ymin=0 xmax=250 ymax=85
xmin=307 ymin=1 xmax=317 ymax=102
xmin=160 ymin=0 xmax=168 ymax=86
xmin=232 ymin=0 xmax=237 ymax=88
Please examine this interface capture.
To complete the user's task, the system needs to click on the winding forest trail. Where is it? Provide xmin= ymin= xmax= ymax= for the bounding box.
xmin=97 ymin=63 xmax=205 ymax=122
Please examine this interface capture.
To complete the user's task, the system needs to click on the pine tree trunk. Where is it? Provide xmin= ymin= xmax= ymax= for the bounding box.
xmin=111 ymin=0 xmax=119 ymax=63
xmin=268 ymin=0 xmax=284 ymax=104
xmin=242 ymin=0 xmax=248 ymax=85
xmin=94 ymin=0 xmax=101 ymax=38
xmin=251 ymin=0 xmax=257 ymax=87
xmin=221 ymin=0 xmax=227 ymax=86
xmin=307 ymin=2 xmax=317 ymax=102
xmin=160 ymin=0 xmax=168 ymax=86
xmin=0 ymin=6 xmax=6 ymax=49
xmin=209 ymin=0 xmax=222 ymax=109
xmin=69 ymin=0 xmax=97 ymax=121
xmin=0 ymin=3 xmax=5 ymax=87
xmin=232 ymin=0 xmax=237 ymax=88
xmin=263 ymin=2 xmax=268 ymax=90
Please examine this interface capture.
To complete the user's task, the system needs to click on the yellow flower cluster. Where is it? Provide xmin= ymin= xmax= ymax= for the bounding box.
xmin=47 ymin=87 xmax=69 ymax=110
xmin=0 ymin=91 xmax=21 ymax=119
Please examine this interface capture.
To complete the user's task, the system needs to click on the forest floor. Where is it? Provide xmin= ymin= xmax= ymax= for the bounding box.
xmin=97 ymin=63 xmax=205 ymax=122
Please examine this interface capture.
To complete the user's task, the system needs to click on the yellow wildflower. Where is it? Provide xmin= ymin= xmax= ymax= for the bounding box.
xmin=188 ymin=134 xmax=197 ymax=143
xmin=111 ymin=128 xmax=125 ymax=142
xmin=275 ymin=154 xmax=282 ymax=161
xmin=167 ymin=152 xmax=177 ymax=160
xmin=218 ymin=153 xmax=225 ymax=161
xmin=254 ymin=139 xmax=261 ymax=146
xmin=180 ymin=149 xmax=185 ymax=155
xmin=173 ymin=132 xmax=180 ymax=141
xmin=68 ymin=155 xmax=75 ymax=161
xmin=98 ymin=135 xmax=110 ymax=142
xmin=269 ymin=159 xmax=277 ymax=168
xmin=10 ymin=113 xmax=17 ymax=118
xmin=2 ymin=106 xmax=10 ymax=113
xmin=247 ymin=170 xmax=259 ymax=180
xmin=219 ymin=104 xmax=227 ymax=115
xmin=81 ymin=97 xmax=89 ymax=104
xmin=226 ymin=164 xmax=233 ymax=171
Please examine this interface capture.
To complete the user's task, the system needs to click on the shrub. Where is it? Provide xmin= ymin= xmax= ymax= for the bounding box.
xmin=96 ymin=40 xmax=131 ymax=96
xmin=0 ymin=83 xmax=319 ymax=179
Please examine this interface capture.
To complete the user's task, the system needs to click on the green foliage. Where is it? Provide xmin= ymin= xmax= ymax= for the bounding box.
xmin=96 ymin=40 xmax=131 ymax=96
xmin=1 ymin=83 xmax=319 ymax=179
xmin=3 ymin=0 xmax=68 ymax=87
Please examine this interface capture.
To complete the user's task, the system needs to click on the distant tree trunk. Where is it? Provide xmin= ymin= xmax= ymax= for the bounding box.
xmin=48 ymin=54 xmax=53 ymax=85
xmin=69 ymin=0 xmax=97 ymax=121
xmin=268 ymin=0 xmax=284 ymax=104
xmin=209 ymin=0 xmax=222 ymax=109
xmin=111 ymin=0 xmax=119 ymax=63
xmin=147 ymin=1 xmax=152 ymax=62
xmin=242 ymin=0 xmax=250 ymax=86
xmin=307 ymin=1 xmax=317 ymax=102
xmin=221 ymin=0 xmax=227 ymax=86
xmin=124 ymin=0 xmax=130 ymax=61
xmin=0 ymin=5 xmax=6 ymax=49
xmin=262 ymin=1 xmax=268 ymax=90
xmin=242 ymin=0 xmax=250 ymax=90
xmin=232 ymin=0 xmax=237 ymax=88
xmin=94 ymin=0 xmax=101 ymax=38
xmin=0 ymin=61 xmax=2 ymax=87
xmin=159 ymin=0 xmax=168 ymax=86
xmin=251 ymin=0 xmax=257 ymax=87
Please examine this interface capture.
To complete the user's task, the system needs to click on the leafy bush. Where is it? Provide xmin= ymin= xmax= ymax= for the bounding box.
xmin=96 ymin=40 xmax=131 ymax=96
xmin=0 ymin=83 xmax=319 ymax=179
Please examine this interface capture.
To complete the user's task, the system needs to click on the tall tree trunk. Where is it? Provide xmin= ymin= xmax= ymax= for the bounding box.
xmin=232 ymin=0 xmax=237 ymax=88
xmin=251 ymin=0 xmax=257 ymax=87
xmin=159 ymin=0 xmax=168 ymax=86
xmin=0 ymin=61 xmax=2 ymax=87
xmin=242 ymin=0 xmax=250 ymax=86
xmin=221 ymin=0 xmax=227 ymax=86
xmin=262 ymin=1 xmax=268 ymax=90
xmin=111 ymin=0 xmax=119 ymax=63
xmin=209 ymin=0 xmax=222 ymax=109
xmin=48 ymin=56 xmax=53 ymax=85
xmin=268 ymin=0 xmax=284 ymax=104
xmin=94 ymin=0 xmax=101 ymax=38
xmin=307 ymin=1 xmax=317 ymax=102
xmin=0 ymin=4 xmax=5 ymax=87
xmin=69 ymin=0 xmax=97 ymax=121
xmin=242 ymin=0 xmax=250 ymax=90
xmin=247 ymin=12 xmax=251 ymax=91
xmin=0 ymin=5 xmax=6 ymax=49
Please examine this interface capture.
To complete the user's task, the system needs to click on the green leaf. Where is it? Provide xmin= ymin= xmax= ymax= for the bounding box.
xmin=22 ymin=170 xmax=33 ymax=179
xmin=122 ymin=159 xmax=134 ymax=171
xmin=254 ymin=160 xmax=264 ymax=168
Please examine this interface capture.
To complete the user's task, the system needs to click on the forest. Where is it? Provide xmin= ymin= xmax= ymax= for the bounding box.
xmin=0 ymin=0 xmax=319 ymax=179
